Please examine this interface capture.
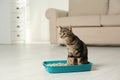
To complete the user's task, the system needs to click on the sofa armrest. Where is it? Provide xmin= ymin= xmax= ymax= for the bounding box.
xmin=46 ymin=8 xmax=68 ymax=44
xmin=46 ymin=8 xmax=68 ymax=20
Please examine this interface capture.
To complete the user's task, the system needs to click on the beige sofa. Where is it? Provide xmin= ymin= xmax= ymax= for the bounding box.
xmin=46 ymin=0 xmax=120 ymax=45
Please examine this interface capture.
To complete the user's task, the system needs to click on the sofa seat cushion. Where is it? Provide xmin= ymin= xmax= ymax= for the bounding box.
xmin=57 ymin=27 xmax=120 ymax=45
xmin=56 ymin=16 xmax=100 ymax=26
xmin=101 ymin=15 xmax=120 ymax=26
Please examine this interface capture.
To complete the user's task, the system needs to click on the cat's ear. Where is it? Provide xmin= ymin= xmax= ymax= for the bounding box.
xmin=68 ymin=26 xmax=72 ymax=32
xmin=57 ymin=26 xmax=62 ymax=29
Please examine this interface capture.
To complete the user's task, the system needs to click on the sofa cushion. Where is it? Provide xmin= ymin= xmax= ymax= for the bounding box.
xmin=109 ymin=0 xmax=120 ymax=15
xmin=56 ymin=16 xmax=100 ymax=26
xmin=101 ymin=15 xmax=120 ymax=26
xmin=69 ymin=0 xmax=108 ymax=16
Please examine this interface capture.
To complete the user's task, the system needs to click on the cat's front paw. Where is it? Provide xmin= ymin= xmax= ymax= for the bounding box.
xmin=67 ymin=57 xmax=75 ymax=65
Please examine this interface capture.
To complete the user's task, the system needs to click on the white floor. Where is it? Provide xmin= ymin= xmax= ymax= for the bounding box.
xmin=0 ymin=44 xmax=120 ymax=80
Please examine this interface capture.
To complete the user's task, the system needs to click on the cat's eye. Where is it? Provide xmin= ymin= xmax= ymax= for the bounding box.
xmin=62 ymin=30 xmax=66 ymax=33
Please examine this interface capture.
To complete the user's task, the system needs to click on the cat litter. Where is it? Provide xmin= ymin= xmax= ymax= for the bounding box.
xmin=43 ymin=60 xmax=92 ymax=73
xmin=47 ymin=63 xmax=67 ymax=66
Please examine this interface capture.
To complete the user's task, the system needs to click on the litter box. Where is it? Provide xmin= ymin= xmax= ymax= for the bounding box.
xmin=43 ymin=60 xmax=92 ymax=73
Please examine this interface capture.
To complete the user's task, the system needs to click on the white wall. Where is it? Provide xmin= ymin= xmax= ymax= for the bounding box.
xmin=48 ymin=0 xmax=68 ymax=10
xmin=0 ymin=0 xmax=11 ymax=44
xmin=26 ymin=0 xmax=68 ymax=44
xmin=26 ymin=0 xmax=49 ymax=43
xmin=0 ymin=0 xmax=68 ymax=44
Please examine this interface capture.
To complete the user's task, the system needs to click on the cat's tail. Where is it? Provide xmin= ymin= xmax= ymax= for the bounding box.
xmin=81 ymin=44 xmax=88 ymax=64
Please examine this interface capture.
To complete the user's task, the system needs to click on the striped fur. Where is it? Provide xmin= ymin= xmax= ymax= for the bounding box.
xmin=59 ymin=26 xmax=88 ymax=65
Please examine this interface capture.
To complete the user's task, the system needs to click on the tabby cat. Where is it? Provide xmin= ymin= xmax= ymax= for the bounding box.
xmin=59 ymin=26 xmax=88 ymax=65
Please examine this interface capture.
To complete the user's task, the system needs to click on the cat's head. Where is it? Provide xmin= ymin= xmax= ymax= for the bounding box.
xmin=58 ymin=26 xmax=72 ymax=39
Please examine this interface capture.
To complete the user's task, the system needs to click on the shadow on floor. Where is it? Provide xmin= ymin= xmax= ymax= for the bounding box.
xmin=92 ymin=63 xmax=105 ymax=71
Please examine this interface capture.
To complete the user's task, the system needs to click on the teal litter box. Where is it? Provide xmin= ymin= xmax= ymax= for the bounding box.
xmin=43 ymin=60 xmax=92 ymax=73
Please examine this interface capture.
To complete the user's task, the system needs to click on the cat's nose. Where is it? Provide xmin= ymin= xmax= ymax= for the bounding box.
xmin=60 ymin=35 xmax=64 ymax=38
xmin=60 ymin=35 xmax=62 ymax=38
